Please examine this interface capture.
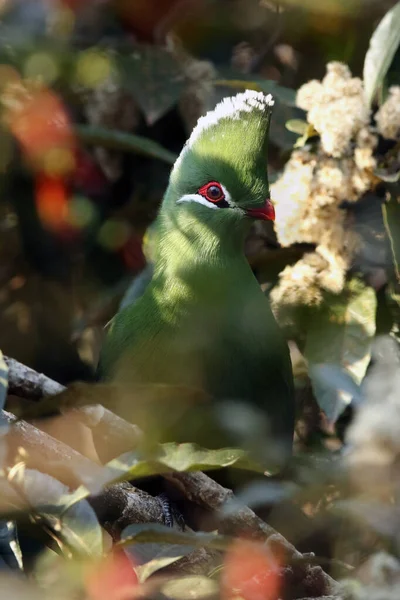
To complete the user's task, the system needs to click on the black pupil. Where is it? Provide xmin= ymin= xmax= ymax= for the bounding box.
xmin=208 ymin=185 xmax=222 ymax=199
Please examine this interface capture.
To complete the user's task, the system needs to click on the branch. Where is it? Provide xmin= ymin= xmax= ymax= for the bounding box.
xmin=4 ymin=356 xmax=339 ymax=597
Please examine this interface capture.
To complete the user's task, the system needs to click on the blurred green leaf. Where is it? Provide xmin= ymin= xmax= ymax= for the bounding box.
xmin=5 ymin=470 xmax=103 ymax=558
xmin=106 ymin=443 xmax=263 ymax=483
xmin=77 ymin=125 xmax=177 ymax=165
xmin=382 ymin=187 xmax=400 ymax=282
xmin=304 ymin=279 xmax=377 ymax=421
xmin=121 ymin=526 xmax=195 ymax=582
xmin=285 ymin=120 xmax=318 ymax=148
xmin=363 ymin=1 xmax=400 ymax=106
xmin=161 ymin=576 xmax=219 ymax=600
xmin=285 ymin=119 xmax=308 ymax=134
xmin=118 ymin=45 xmax=185 ymax=125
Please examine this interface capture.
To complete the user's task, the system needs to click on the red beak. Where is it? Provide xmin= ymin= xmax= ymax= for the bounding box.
xmin=245 ymin=199 xmax=275 ymax=221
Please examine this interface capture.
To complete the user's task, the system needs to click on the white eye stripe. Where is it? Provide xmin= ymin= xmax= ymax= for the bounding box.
xmin=176 ymin=183 xmax=235 ymax=210
xmin=177 ymin=193 xmax=219 ymax=209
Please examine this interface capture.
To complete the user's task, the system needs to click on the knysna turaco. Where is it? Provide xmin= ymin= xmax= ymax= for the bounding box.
xmin=98 ymin=90 xmax=295 ymax=464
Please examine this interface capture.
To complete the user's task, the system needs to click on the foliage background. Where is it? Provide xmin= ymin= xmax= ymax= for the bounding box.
xmin=1 ymin=0 xmax=400 ymax=599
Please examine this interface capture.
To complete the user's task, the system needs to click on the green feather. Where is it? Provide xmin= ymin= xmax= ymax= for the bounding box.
xmin=98 ymin=91 xmax=294 ymax=464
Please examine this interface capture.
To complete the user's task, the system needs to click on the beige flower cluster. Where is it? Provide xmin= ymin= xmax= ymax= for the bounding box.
xmin=271 ymin=62 xmax=379 ymax=314
xmin=296 ymin=61 xmax=369 ymax=157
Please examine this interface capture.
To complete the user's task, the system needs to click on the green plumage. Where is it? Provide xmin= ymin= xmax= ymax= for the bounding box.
xmin=98 ymin=91 xmax=295 ymax=464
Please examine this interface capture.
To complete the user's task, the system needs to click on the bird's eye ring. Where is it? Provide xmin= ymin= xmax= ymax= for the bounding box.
xmin=198 ymin=181 xmax=225 ymax=203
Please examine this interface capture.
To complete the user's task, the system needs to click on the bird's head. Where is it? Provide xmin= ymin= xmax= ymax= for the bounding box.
xmin=160 ymin=90 xmax=275 ymax=245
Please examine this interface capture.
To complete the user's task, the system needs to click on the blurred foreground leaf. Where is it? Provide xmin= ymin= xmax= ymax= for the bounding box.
xmin=305 ymin=279 xmax=377 ymax=422
xmin=107 ymin=443 xmax=263 ymax=484
xmin=3 ymin=470 xmax=103 ymax=558
xmin=119 ymin=45 xmax=185 ymax=125
xmin=77 ymin=125 xmax=177 ymax=165
xmin=363 ymin=0 xmax=400 ymax=106
xmin=122 ymin=524 xmax=203 ymax=582
xmin=382 ymin=187 xmax=400 ymax=283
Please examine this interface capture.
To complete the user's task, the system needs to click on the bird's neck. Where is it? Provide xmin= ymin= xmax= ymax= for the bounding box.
xmin=149 ymin=209 xmax=253 ymax=317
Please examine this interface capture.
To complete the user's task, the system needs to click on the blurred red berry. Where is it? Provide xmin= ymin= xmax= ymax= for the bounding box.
xmin=85 ymin=548 xmax=139 ymax=600
xmin=222 ymin=539 xmax=281 ymax=600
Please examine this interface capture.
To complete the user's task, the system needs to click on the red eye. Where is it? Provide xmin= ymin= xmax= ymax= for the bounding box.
xmin=198 ymin=181 xmax=225 ymax=203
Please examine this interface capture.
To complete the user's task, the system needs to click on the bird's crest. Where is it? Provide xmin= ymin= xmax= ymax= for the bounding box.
xmin=170 ymin=90 xmax=275 ymax=209
xmin=186 ymin=90 xmax=274 ymax=149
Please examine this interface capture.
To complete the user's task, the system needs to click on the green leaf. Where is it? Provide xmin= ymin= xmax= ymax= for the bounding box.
xmin=285 ymin=121 xmax=318 ymax=148
xmin=363 ymin=1 xmax=400 ymax=106
xmin=105 ymin=443 xmax=263 ymax=484
xmin=76 ymin=124 xmax=177 ymax=165
xmin=161 ymin=576 xmax=219 ymax=600
xmin=382 ymin=186 xmax=400 ymax=282
xmin=121 ymin=524 xmax=228 ymax=582
xmin=118 ymin=45 xmax=185 ymax=125
xmin=122 ymin=533 xmax=193 ymax=582
xmin=285 ymin=119 xmax=308 ymax=135
xmin=5 ymin=469 xmax=103 ymax=558
xmin=304 ymin=279 xmax=377 ymax=422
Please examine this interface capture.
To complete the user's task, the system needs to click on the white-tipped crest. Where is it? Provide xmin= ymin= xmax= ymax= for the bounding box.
xmin=188 ymin=90 xmax=274 ymax=148
xmin=173 ymin=90 xmax=274 ymax=172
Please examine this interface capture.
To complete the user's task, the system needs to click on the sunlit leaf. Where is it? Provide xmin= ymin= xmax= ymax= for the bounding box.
xmin=305 ymin=279 xmax=377 ymax=422
xmin=118 ymin=46 xmax=185 ymax=125
xmin=285 ymin=119 xmax=308 ymax=134
xmin=21 ymin=470 xmax=103 ymax=558
xmin=363 ymin=1 xmax=400 ymax=106
xmin=106 ymin=443 xmax=263 ymax=483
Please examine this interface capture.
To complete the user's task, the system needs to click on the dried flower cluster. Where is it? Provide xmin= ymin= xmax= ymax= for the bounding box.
xmin=296 ymin=62 xmax=369 ymax=157
xmin=271 ymin=62 xmax=380 ymax=313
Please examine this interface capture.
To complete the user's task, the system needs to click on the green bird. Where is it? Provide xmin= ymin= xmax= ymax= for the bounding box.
xmin=98 ymin=90 xmax=295 ymax=467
